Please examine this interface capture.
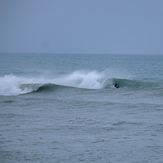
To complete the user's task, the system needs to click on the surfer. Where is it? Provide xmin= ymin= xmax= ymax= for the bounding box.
xmin=114 ymin=83 xmax=119 ymax=88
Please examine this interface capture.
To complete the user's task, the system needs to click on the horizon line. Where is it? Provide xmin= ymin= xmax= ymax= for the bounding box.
xmin=0 ymin=52 xmax=163 ymax=55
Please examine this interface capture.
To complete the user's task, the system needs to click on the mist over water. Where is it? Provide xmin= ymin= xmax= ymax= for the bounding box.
xmin=0 ymin=54 xmax=163 ymax=163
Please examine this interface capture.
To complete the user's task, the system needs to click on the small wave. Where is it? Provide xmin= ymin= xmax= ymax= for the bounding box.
xmin=2 ymin=100 xmax=15 ymax=103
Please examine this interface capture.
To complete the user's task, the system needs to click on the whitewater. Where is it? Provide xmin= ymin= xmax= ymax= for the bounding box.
xmin=0 ymin=70 xmax=114 ymax=95
xmin=0 ymin=53 xmax=163 ymax=163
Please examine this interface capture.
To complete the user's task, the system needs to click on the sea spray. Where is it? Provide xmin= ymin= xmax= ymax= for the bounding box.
xmin=0 ymin=71 xmax=112 ymax=95
xmin=0 ymin=70 xmax=161 ymax=96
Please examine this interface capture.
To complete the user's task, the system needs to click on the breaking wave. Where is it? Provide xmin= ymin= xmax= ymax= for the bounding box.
xmin=0 ymin=70 xmax=162 ymax=96
xmin=0 ymin=70 xmax=106 ymax=96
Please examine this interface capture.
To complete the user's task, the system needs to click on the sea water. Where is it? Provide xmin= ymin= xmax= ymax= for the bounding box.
xmin=0 ymin=53 xmax=163 ymax=163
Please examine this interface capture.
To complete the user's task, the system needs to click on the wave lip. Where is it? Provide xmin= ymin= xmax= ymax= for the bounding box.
xmin=19 ymin=83 xmax=42 ymax=92
xmin=22 ymin=83 xmax=68 ymax=93
xmin=0 ymin=75 xmax=42 ymax=96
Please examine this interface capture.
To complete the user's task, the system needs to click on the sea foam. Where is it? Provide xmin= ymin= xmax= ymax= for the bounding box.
xmin=1 ymin=70 xmax=160 ymax=96
xmin=0 ymin=71 xmax=110 ymax=96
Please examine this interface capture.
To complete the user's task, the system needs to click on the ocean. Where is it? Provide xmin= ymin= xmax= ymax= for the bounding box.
xmin=0 ymin=53 xmax=163 ymax=163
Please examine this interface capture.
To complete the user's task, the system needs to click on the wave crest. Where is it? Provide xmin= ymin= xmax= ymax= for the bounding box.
xmin=0 ymin=71 xmax=162 ymax=96
xmin=0 ymin=71 xmax=106 ymax=96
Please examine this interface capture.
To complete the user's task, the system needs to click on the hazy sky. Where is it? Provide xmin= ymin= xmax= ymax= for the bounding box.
xmin=0 ymin=0 xmax=163 ymax=54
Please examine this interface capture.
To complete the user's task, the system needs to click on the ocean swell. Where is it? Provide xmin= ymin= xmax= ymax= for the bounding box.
xmin=0 ymin=71 xmax=162 ymax=96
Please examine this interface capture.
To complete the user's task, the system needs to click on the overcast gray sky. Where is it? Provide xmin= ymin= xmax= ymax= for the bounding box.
xmin=0 ymin=0 xmax=163 ymax=54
